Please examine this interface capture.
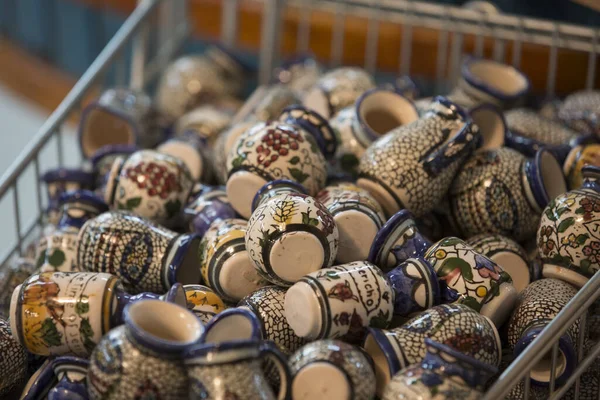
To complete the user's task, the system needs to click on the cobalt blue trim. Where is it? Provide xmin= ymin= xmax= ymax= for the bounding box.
xmin=166 ymin=233 xmax=201 ymax=288
xmin=251 ymin=179 xmax=308 ymax=212
xmin=281 ymin=105 xmax=338 ymax=159
xmin=201 ymin=307 xmax=262 ymax=343
xmin=364 ymin=328 xmax=403 ymax=377
xmin=90 ymin=144 xmax=138 ymax=167
xmin=524 ymin=149 xmax=558 ymax=211
xmin=41 ymin=168 xmax=94 ymax=184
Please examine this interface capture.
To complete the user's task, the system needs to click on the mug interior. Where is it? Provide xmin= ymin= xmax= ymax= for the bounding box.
xmin=363 ymin=333 xmax=392 ymax=397
xmin=203 ymin=312 xmax=257 ymax=343
xmin=81 ymin=106 xmax=135 ymax=157
xmin=470 ymin=107 xmax=505 ymax=150
xmin=467 ymin=60 xmax=529 ymax=96
xmin=530 ymin=349 xmax=567 ymax=383
xmin=358 ymin=91 xmax=418 ymax=137
xmin=540 ymin=151 xmax=567 ymax=200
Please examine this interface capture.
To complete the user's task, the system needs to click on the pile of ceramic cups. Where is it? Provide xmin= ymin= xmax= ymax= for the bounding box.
xmin=2 ymin=45 xmax=600 ymax=400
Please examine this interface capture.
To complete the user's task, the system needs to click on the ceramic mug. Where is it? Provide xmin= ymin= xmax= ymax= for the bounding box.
xmin=0 ymin=317 xmax=27 ymax=398
xmin=284 ymin=261 xmax=394 ymax=341
xmin=289 ymin=340 xmax=376 ymax=400
xmin=79 ymin=88 xmax=165 ymax=158
xmin=174 ymin=104 xmax=232 ymax=149
xmin=41 ymin=168 xmax=95 ymax=226
xmin=363 ymin=303 xmax=501 ymax=397
xmin=303 ymin=67 xmax=376 ymax=119
xmin=558 ymin=90 xmax=600 ymax=136
xmin=316 ymin=182 xmax=386 ymax=264
xmin=225 ymin=120 xmax=328 ymax=218
xmin=0 ymin=257 xmax=35 ymax=319
xmin=157 ymin=133 xmax=214 ymax=183
xmin=20 ymin=356 xmax=89 ymax=400
xmin=272 ymin=53 xmax=323 ymax=94
xmin=184 ymin=340 xmax=292 ymax=400
xmin=90 ymin=144 xmax=138 ymax=195
xmin=184 ymin=185 xmax=237 ymax=237
xmin=382 ymin=338 xmax=497 ymax=400
xmin=279 ymin=105 xmax=338 ymax=160
xmin=357 ymin=96 xmax=479 ymax=218
xmin=199 ymin=218 xmax=268 ymax=303
xmin=88 ymin=300 xmax=204 ymax=400
xmin=424 ymin=237 xmax=517 ymax=326
xmin=104 ymin=150 xmax=195 ymax=227
xmin=77 ymin=211 xmax=202 ymax=294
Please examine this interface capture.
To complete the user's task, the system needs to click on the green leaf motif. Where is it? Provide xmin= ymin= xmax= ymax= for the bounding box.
xmin=556 ymin=207 xmax=570 ymax=217
xmin=581 ymin=259 xmax=592 ymax=274
xmin=439 ymin=257 xmax=473 ymax=282
xmin=550 ymin=253 xmax=572 ymax=267
xmin=369 ymin=310 xmax=390 ymax=329
xmin=48 ymin=249 xmax=66 ymax=268
xmin=458 ymin=295 xmax=482 ymax=312
xmin=576 ymin=234 xmax=590 ymax=245
xmin=125 ymin=197 xmax=142 ymax=209
xmin=439 ymin=237 xmax=463 ymax=247
xmin=288 ymin=168 xmax=309 ymax=184
xmin=40 ymin=318 xmax=62 ymax=347
xmin=165 ymin=199 xmax=182 ymax=219
xmin=575 ymin=206 xmax=585 ymax=215
xmin=79 ymin=317 xmax=94 ymax=339
xmin=326 ymin=271 xmax=341 ymax=280
xmin=557 ymin=217 xmax=576 ymax=233
xmin=75 ymin=296 xmax=90 ymax=315
xmin=544 ymin=208 xmax=558 ymax=222
xmin=36 ymin=251 xmax=46 ymax=268
xmin=84 ymin=337 xmax=97 ymax=354
xmin=231 ymin=155 xmax=245 ymax=169
xmin=289 ymin=156 xmax=300 ymax=165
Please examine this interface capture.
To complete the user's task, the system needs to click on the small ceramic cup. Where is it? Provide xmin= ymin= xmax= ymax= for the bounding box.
xmin=290 ymin=340 xmax=376 ymax=400
xmin=183 ymin=284 xmax=226 ymax=324
xmin=41 ymin=168 xmax=95 ymax=226
xmin=329 ymin=87 xmax=420 ymax=174
xmin=316 ymin=182 xmax=386 ymax=263
xmin=424 ymin=237 xmax=518 ymax=326
xmin=563 ymin=142 xmax=600 ymax=190
xmin=239 ymin=286 xmax=307 ymax=355
xmin=199 ymin=218 xmax=268 ymax=303
xmin=455 ymin=56 xmax=530 ymax=109
xmin=368 ymin=209 xmax=433 ymax=272
xmin=362 ymin=303 xmax=501 ymax=397
xmin=79 ymin=88 xmax=165 ymax=158
xmin=90 ymin=144 xmax=138 ymax=195
xmin=272 ymin=53 xmax=323 ymax=94
xmin=558 ymin=90 xmax=600 ymax=136
xmin=246 ymin=180 xmax=339 ymax=287
xmin=35 ymin=190 xmax=108 ymax=273
xmin=184 ymin=185 xmax=238 ymax=236
xmin=466 ymin=234 xmax=531 ymax=293
xmin=386 ymin=257 xmax=442 ymax=318
xmin=226 ymin=119 xmax=328 ymax=218
xmin=104 ymin=150 xmax=194 ymax=227
xmin=505 ymin=108 xmax=580 ymax=162
xmin=174 ymin=105 xmax=232 ymax=149
xmin=507 ymin=279 xmax=580 ymax=386
xmin=157 ymin=132 xmax=214 ymax=183
xmin=20 ymin=356 xmax=89 ymax=400
xmin=88 ymin=300 xmax=204 ymax=400
xmin=0 ymin=257 xmax=35 ymax=319
xmin=0 ymin=318 xmax=27 ymax=398
xmin=77 ymin=211 xmax=202 ymax=294
xmin=284 ymin=261 xmax=394 ymax=341
xmin=185 ymin=340 xmax=292 ymax=400
xmin=303 ymin=67 xmax=376 ymax=119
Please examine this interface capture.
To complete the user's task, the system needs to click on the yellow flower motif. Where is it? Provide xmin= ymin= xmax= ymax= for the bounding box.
xmin=435 ymin=249 xmax=447 ymax=259
xmin=561 ymin=233 xmax=579 ymax=248
xmin=476 ymin=286 xmax=488 ymax=298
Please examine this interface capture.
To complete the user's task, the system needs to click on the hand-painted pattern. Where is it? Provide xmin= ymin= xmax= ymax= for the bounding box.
xmin=0 ymin=318 xmax=28 ymax=397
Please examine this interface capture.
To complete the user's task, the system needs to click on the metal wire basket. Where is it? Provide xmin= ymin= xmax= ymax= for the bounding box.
xmin=1 ymin=0 xmax=599 ymax=398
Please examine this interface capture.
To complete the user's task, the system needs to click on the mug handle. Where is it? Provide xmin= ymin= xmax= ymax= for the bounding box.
xmin=259 ymin=341 xmax=292 ymax=400
xmin=422 ymin=119 xmax=478 ymax=176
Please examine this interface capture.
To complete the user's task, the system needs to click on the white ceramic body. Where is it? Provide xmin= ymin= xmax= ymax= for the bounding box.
xmin=284 ymin=261 xmax=394 ymax=341
xmin=174 ymin=105 xmax=232 ymax=148
xmin=246 ymin=192 xmax=339 ymax=287
xmin=226 ymin=121 xmax=328 ymax=218
xmin=35 ymin=229 xmax=79 ymax=273
xmin=316 ymin=182 xmax=386 ymax=263
xmin=199 ymin=218 xmax=268 ymax=303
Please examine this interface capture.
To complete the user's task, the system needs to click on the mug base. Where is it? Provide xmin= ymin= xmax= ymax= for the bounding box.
xmin=292 ymin=361 xmax=351 ymax=400
xmin=334 ymin=210 xmax=379 ymax=264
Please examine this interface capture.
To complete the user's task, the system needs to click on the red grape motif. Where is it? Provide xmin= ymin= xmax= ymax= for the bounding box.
xmin=124 ymin=161 xmax=182 ymax=200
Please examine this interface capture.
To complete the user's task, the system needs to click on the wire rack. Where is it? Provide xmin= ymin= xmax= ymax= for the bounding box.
xmin=1 ymin=0 xmax=600 ymax=398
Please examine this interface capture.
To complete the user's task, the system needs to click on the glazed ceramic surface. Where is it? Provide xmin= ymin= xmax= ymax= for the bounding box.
xmin=184 ymin=284 xmax=226 ymax=324
xmin=239 ymin=286 xmax=307 ymax=355
xmin=273 ymin=54 xmax=322 ymax=94
xmin=449 ymin=147 xmax=566 ymax=241
xmin=357 ymin=97 xmax=479 ymax=218
xmin=21 ymin=356 xmax=89 ymax=400
xmin=280 ymin=105 xmax=338 ymax=160
xmin=507 ymin=278 xmax=580 ymax=385
xmin=105 ymin=150 xmax=194 ymax=226
xmin=284 ymin=261 xmax=394 ymax=341
xmin=0 ymin=257 xmax=35 ymax=319
xmin=90 ymin=144 xmax=138 ymax=195
xmin=0 ymin=318 xmax=27 ymax=398
xmin=77 ymin=211 xmax=201 ymax=294
xmin=564 ymin=144 xmax=600 ymax=190
xmin=246 ymin=192 xmax=338 ymax=286
xmin=199 ymin=218 xmax=268 ymax=302
xmin=382 ymin=339 xmax=496 ymax=400
xmin=42 ymin=169 xmax=95 ymax=226
xmin=558 ymin=90 xmax=600 ymax=136
xmin=505 ymin=108 xmax=579 ymax=160
xmin=363 ymin=304 xmax=501 ymax=396
xmin=184 ymin=185 xmax=237 ymax=236
xmin=456 ymin=57 xmax=530 ymax=109
xmin=10 ymin=272 xmax=122 ymax=356
xmin=157 ymin=134 xmax=214 ymax=183
xmin=328 ymin=87 xmax=419 ymax=174
xmin=226 ymin=121 xmax=328 ymax=218
xmin=424 ymin=237 xmax=517 ymax=326
xmin=88 ymin=300 xmax=204 ymax=400
xmin=316 ymin=182 xmax=386 ymax=263
xmin=466 ymin=234 xmax=531 ymax=293
xmin=289 ymin=340 xmax=376 ymax=400
xmin=35 ymin=191 xmax=108 ymax=274
xmin=386 ymin=257 xmax=441 ymax=318
xmin=174 ymin=105 xmax=232 ymax=148
xmin=185 ymin=340 xmax=291 ymax=400
xmin=303 ymin=67 xmax=376 ymax=119
xmin=537 ymin=167 xmax=600 ymax=277
xmin=79 ymin=88 xmax=164 ymax=158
